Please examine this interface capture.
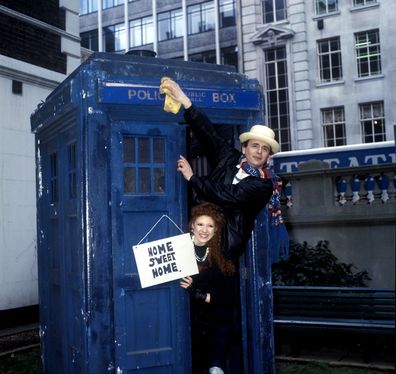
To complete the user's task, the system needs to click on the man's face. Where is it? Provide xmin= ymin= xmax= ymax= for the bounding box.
xmin=242 ymin=140 xmax=271 ymax=169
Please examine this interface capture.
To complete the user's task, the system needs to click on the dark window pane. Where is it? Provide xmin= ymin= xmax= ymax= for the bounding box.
xmin=138 ymin=168 xmax=150 ymax=193
xmin=153 ymin=138 xmax=165 ymax=163
xmin=154 ymin=168 xmax=165 ymax=193
xmin=68 ymin=143 xmax=77 ymax=199
xmin=50 ymin=153 xmax=58 ymax=203
xmin=138 ymin=138 xmax=150 ymax=163
xmin=123 ymin=137 xmax=135 ymax=163
xmin=124 ymin=168 xmax=136 ymax=193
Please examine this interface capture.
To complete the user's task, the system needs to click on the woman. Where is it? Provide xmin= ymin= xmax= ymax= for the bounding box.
xmin=180 ymin=202 xmax=237 ymax=374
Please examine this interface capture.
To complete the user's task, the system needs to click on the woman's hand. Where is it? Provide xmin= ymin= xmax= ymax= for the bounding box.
xmin=177 ymin=155 xmax=194 ymax=181
xmin=160 ymin=78 xmax=192 ymax=109
xmin=180 ymin=276 xmax=193 ymax=289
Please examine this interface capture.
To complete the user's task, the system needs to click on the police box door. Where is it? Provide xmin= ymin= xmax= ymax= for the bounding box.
xmin=111 ymin=120 xmax=190 ymax=373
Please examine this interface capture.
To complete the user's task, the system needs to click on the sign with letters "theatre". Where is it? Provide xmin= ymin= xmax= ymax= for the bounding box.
xmin=133 ymin=233 xmax=198 ymax=288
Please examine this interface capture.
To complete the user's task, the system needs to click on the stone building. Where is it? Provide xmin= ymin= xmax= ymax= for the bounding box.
xmin=0 ymin=0 xmax=80 ymax=311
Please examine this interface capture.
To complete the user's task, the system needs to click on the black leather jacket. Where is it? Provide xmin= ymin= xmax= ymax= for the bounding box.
xmin=184 ymin=105 xmax=273 ymax=261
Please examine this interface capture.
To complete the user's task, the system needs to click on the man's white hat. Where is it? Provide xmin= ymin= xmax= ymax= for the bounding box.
xmin=239 ymin=125 xmax=280 ymax=154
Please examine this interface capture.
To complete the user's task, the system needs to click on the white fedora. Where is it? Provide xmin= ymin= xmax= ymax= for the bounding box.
xmin=239 ymin=125 xmax=280 ymax=154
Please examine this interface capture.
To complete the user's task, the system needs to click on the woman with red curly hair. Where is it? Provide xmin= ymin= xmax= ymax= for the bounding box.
xmin=180 ymin=202 xmax=238 ymax=374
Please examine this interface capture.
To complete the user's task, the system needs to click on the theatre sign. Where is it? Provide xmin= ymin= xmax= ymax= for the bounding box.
xmin=272 ymin=141 xmax=395 ymax=173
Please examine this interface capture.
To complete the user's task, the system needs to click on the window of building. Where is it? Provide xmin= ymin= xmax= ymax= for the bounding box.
xmin=315 ymin=0 xmax=338 ymax=15
xmin=123 ymin=137 xmax=166 ymax=194
xmin=130 ymin=16 xmax=154 ymax=47
xmin=190 ymin=50 xmax=216 ymax=64
xmin=103 ymin=0 xmax=124 ymax=9
xmin=355 ymin=29 xmax=381 ymax=78
xmin=359 ymin=101 xmax=386 ymax=143
xmin=321 ymin=107 xmax=346 ymax=146
xmin=264 ymin=47 xmax=291 ymax=151
xmin=12 ymin=80 xmax=23 ymax=95
xmin=220 ymin=0 xmax=236 ymax=27
xmin=104 ymin=23 xmax=126 ymax=52
xmin=158 ymin=9 xmax=183 ymax=41
xmin=317 ymin=37 xmax=342 ymax=82
xmin=189 ymin=47 xmax=238 ymax=70
xmin=81 ymin=30 xmax=99 ymax=51
xmin=188 ymin=1 xmax=215 ymax=35
xmin=353 ymin=0 xmax=376 ymax=5
xmin=80 ymin=0 xmax=98 ymax=15
xmin=262 ymin=0 xmax=287 ymax=24
xmin=222 ymin=46 xmax=238 ymax=70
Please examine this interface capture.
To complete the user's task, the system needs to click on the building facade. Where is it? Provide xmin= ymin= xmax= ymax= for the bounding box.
xmin=0 ymin=0 xmax=80 ymax=311
xmin=80 ymin=0 xmax=395 ymax=152
xmin=80 ymin=0 xmax=238 ymax=66
xmin=242 ymin=0 xmax=396 ymax=151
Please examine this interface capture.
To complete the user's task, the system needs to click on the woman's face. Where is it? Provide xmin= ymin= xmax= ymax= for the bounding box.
xmin=191 ymin=215 xmax=216 ymax=246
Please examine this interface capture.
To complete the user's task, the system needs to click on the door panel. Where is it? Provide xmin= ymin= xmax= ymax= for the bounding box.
xmin=38 ymin=121 xmax=85 ymax=373
xmin=111 ymin=122 xmax=190 ymax=373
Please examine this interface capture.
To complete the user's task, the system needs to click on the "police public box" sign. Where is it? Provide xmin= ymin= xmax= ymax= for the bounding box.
xmin=133 ymin=233 xmax=199 ymax=288
xmin=99 ymin=81 xmax=260 ymax=110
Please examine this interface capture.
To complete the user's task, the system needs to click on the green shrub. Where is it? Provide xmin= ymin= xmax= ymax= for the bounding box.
xmin=272 ymin=240 xmax=371 ymax=286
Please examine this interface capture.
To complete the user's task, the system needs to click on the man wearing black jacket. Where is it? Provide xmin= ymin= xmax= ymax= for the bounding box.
xmin=160 ymin=78 xmax=281 ymax=262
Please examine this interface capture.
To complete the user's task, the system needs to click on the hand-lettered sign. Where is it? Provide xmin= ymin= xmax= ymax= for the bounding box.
xmin=133 ymin=233 xmax=198 ymax=288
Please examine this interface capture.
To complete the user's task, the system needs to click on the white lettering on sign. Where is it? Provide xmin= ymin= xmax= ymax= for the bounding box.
xmin=212 ymin=92 xmax=236 ymax=103
xmin=277 ymin=151 xmax=394 ymax=173
xmin=186 ymin=91 xmax=206 ymax=102
xmin=364 ymin=154 xmax=387 ymax=165
xmin=348 ymin=157 xmax=359 ymax=167
xmin=128 ymin=89 xmax=160 ymax=101
xmin=278 ymin=162 xmax=299 ymax=173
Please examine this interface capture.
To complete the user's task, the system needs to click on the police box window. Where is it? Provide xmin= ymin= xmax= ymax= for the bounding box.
xmin=68 ymin=143 xmax=77 ymax=199
xmin=50 ymin=152 xmax=58 ymax=203
xmin=123 ymin=136 xmax=166 ymax=194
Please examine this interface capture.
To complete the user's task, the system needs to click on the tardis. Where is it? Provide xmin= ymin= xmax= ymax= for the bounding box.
xmin=31 ymin=53 xmax=275 ymax=373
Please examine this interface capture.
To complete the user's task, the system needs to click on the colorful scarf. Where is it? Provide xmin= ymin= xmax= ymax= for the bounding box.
xmin=239 ymin=157 xmax=289 ymax=263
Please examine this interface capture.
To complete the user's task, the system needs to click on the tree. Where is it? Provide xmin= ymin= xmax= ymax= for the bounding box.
xmin=272 ymin=240 xmax=370 ymax=286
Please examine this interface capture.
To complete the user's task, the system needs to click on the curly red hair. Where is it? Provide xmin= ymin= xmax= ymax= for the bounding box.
xmin=189 ymin=202 xmax=235 ymax=275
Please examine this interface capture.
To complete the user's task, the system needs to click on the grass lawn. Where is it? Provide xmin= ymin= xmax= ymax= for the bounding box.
xmin=0 ymin=348 xmax=393 ymax=373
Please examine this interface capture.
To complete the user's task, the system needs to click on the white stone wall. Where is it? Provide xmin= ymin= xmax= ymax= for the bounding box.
xmin=239 ymin=0 xmax=396 ymax=150
xmin=0 ymin=0 xmax=80 ymax=310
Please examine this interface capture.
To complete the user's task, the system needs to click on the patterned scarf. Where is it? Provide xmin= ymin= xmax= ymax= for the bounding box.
xmin=239 ymin=157 xmax=289 ymax=263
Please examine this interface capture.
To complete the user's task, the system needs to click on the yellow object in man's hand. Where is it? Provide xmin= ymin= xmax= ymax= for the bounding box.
xmin=160 ymin=77 xmax=182 ymax=114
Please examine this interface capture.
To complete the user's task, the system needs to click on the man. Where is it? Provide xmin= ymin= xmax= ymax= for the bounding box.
xmin=161 ymin=78 xmax=284 ymax=262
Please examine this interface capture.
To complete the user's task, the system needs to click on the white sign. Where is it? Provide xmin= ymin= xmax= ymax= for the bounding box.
xmin=133 ymin=233 xmax=199 ymax=288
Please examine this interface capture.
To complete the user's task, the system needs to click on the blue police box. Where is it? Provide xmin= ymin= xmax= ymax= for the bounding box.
xmin=31 ymin=53 xmax=275 ymax=373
